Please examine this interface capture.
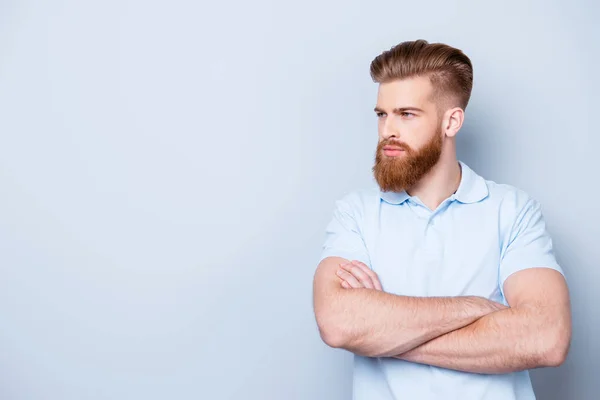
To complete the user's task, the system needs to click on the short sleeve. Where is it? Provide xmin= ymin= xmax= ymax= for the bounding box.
xmin=499 ymin=198 xmax=564 ymax=298
xmin=319 ymin=196 xmax=371 ymax=268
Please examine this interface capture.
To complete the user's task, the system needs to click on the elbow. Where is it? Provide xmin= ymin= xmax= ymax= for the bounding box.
xmin=317 ymin=317 xmax=349 ymax=349
xmin=542 ymin=341 xmax=570 ymax=368
xmin=319 ymin=327 xmax=347 ymax=349
xmin=539 ymin=328 xmax=571 ymax=368
xmin=317 ymin=320 xmax=377 ymax=357
xmin=315 ymin=307 xmax=359 ymax=350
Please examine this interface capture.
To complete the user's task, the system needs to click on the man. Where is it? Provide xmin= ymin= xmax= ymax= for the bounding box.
xmin=312 ymin=39 xmax=572 ymax=400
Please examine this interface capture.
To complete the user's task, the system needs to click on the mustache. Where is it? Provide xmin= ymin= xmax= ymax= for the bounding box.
xmin=379 ymin=140 xmax=411 ymax=151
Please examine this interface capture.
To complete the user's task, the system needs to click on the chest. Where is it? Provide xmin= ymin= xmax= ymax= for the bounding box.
xmin=363 ymin=203 xmax=504 ymax=303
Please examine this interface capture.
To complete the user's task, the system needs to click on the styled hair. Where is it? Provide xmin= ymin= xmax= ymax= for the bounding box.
xmin=370 ymin=39 xmax=474 ymax=110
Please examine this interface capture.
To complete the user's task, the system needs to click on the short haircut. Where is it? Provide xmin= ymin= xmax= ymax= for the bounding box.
xmin=370 ymin=39 xmax=474 ymax=110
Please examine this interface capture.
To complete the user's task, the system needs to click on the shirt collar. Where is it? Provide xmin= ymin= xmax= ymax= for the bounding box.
xmin=379 ymin=189 xmax=410 ymax=205
xmin=453 ymin=161 xmax=489 ymax=204
xmin=379 ymin=161 xmax=489 ymax=205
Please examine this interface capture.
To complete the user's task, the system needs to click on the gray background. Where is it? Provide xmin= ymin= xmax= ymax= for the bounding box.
xmin=0 ymin=0 xmax=598 ymax=399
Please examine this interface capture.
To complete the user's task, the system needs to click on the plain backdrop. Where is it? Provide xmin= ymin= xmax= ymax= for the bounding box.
xmin=0 ymin=0 xmax=598 ymax=399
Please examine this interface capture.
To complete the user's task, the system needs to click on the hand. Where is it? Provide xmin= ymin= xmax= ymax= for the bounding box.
xmin=336 ymin=260 xmax=383 ymax=291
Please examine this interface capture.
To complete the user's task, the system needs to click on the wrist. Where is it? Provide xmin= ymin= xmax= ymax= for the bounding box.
xmin=467 ymin=296 xmax=503 ymax=317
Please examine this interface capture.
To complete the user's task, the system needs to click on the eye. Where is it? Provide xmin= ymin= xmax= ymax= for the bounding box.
xmin=401 ymin=112 xmax=415 ymax=118
xmin=376 ymin=112 xmax=386 ymax=118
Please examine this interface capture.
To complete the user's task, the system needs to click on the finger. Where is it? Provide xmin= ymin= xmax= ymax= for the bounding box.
xmin=351 ymin=260 xmax=383 ymax=291
xmin=351 ymin=260 xmax=378 ymax=281
xmin=336 ymin=268 xmax=362 ymax=288
xmin=338 ymin=261 xmax=361 ymax=289
xmin=340 ymin=263 xmax=374 ymax=289
xmin=352 ymin=260 xmax=383 ymax=290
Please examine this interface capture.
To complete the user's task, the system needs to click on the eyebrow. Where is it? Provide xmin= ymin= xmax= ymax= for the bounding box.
xmin=374 ymin=106 xmax=424 ymax=114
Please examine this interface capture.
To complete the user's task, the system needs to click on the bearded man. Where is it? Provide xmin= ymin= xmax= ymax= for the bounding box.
xmin=312 ymin=39 xmax=571 ymax=400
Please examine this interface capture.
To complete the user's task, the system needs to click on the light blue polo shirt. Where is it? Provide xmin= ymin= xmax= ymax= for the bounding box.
xmin=319 ymin=161 xmax=564 ymax=400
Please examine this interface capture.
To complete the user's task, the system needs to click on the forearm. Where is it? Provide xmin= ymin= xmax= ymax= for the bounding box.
xmin=395 ymin=305 xmax=569 ymax=374
xmin=317 ymin=286 xmax=498 ymax=357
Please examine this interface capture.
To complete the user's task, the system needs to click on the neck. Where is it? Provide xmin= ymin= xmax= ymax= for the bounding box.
xmin=406 ymin=145 xmax=461 ymax=211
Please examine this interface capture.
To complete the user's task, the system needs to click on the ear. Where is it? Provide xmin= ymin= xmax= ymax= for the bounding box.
xmin=442 ymin=107 xmax=464 ymax=138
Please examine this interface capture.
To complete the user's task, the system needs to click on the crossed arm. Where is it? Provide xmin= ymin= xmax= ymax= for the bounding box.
xmin=312 ymin=257 xmax=571 ymax=374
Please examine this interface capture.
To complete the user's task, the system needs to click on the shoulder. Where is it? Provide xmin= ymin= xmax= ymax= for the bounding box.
xmin=483 ymin=179 xmax=544 ymax=232
xmin=330 ymin=187 xmax=381 ymax=217
xmin=483 ymin=178 xmax=539 ymax=211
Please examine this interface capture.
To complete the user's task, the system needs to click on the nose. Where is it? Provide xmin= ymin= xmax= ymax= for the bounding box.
xmin=381 ymin=116 xmax=399 ymax=141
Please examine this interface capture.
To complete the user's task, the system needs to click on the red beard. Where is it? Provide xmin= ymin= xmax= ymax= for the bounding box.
xmin=372 ymin=130 xmax=443 ymax=192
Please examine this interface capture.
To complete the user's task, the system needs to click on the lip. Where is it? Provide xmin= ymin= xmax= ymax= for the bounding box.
xmin=383 ymin=145 xmax=404 ymax=150
xmin=383 ymin=148 xmax=404 ymax=156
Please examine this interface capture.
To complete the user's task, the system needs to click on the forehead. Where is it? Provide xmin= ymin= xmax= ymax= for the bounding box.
xmin=376 ymin=76 xmax=436 ymax=110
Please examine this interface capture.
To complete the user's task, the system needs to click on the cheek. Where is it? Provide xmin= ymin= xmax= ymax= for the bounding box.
xmin=401 ymin=125 xmax=433 ymax=150
xmin=410 ymin=120 xmax=437 ymax=138
xmin=398 ymin=121 xmax=421 ymax=139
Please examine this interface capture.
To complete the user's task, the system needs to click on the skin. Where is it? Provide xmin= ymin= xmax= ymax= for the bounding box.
xmin=337 ymin=260 xmax=571 ymax=374
xmin=313 ymin=75 xmax=572 ymax=373
xmin=314 ymin=256 xmax=508 ymax=358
